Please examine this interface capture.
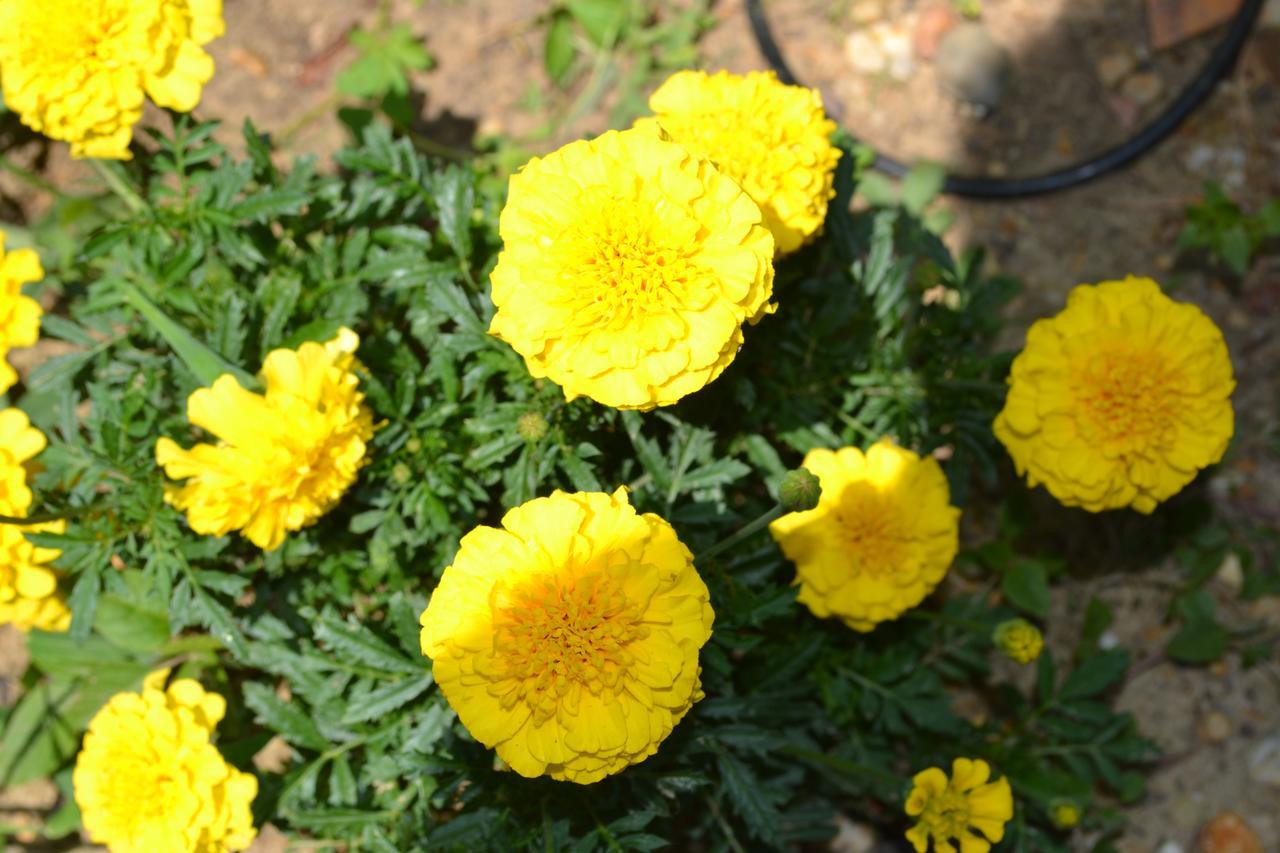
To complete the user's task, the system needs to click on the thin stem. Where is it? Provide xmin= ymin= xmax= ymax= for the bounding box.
xmin=703 ymin=792 xmax=747 ymax=853
xmin=0 ymin=155 xmax=67 ymax=199
xmin=90 ymin=159 xmax=146 ymax=214
xmin=696 ymin=504 xmax=784 ymax=564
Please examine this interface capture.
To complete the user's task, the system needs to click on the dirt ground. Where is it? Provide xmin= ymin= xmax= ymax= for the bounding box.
xmin=2 ymin=1 xmax=1279 ymax=851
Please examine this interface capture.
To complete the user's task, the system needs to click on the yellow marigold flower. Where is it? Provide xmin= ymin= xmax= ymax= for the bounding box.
xmin=992 ymin=618 xmax=1043 ymax=664
xmin=420 ymin=487 xmax=714 ymax=784
xmin=905 ymin=758 xmax=1014 ymax=853
xmin=995 ymin=276 xmax=1234 ymax=513
xmin=0 ymin=233 xmax=45 ymax=394
xmin=488 ymin=127 xmax=775 ymax=410
xmin=769 ymin=438 xmax=960 ymax=632
xmin=1049 ymin=798 xmax=1081 ymax=830
xmin=156 ymin=329 xmax=375 ymax=551
xmin=74 ymin=669 xmax=257 ymax=852
xmin=0 ymin=409 xmax=68 ymax=633
xmin=638 ymin=69 xmax=840 ymax=255
xmin=0 ymin=0 xmax=224 ymax=159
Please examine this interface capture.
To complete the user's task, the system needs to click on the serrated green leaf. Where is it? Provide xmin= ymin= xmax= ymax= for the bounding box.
xmin=341 ymin=676 xmax=433 ymax=725
xmin=1058 ymin=649 xmax=1129 ymax=701
xmin=243 ymin=682 xmax=329 ymax=751
xmin=314 ymin=615 xmax=423 ymax=674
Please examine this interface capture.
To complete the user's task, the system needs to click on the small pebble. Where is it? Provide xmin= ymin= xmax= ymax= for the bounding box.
xmin=935 ymin=23 xmax=1011 ymax=110
xmin=914 ymin=3 xmax=956 ymax=60
xmin=1247 ymin=732 xmax=1280 ymax=788
xmin=846 ymin=30 xmax=887 ymax=75
xmin=1158 ymin=842 xmax=1187 ymax=853
xmin=1216 ymin=553 xmax=1243 ymax=592
xmin=1197 ymin=711 xmax=1233 ymax=743
xmin=829 ymin=814 xmax=876 ymax=853
xmin=1197 ymin=812 xmax=1263 ymax=853
xmin=1122 ymin=71 xmax=1163 ymax=107
xmin=1096 ymin=52 xmax=1137 ymax=88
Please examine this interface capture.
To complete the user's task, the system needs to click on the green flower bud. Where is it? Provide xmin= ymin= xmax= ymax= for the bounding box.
xmin=392 ymin=463 xmax=412 ymax=485
xmin=516 ymin=411 xmax=549 ymax=442
xmin=779 ymin=467 xmax=822 ymax=513
xmin=993 ymin=618 xmax=1044 ymax=664
xmin=1049 ymin=798 xmax=1081 ymax=830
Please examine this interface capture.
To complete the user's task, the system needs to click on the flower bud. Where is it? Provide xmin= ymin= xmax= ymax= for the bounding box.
xmin=1049 ymin=799 xmax=1081 ymax=830
xmin=779 ymin=467 xmax=821 ymax=513
xmin=516 ymin=411 xmax=549 ymax=442
xmin=392 ymin=463 xmax=412 ymax=485
xmin=993 ymin=618 xmax=1044 ymax=664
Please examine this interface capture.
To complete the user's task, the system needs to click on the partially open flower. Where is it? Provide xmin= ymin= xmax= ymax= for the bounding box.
xmin=0 ymin=233 xmax=44 ymax=394
xmin=638 ymin=69 xmax=840 ymax=255
xmin=995 ymin=277 xmax=1234 ymax=513
xmin=0 ymin=410 xmax=68 ymax=633
xmin=993 ymin=618 xmax=1043 ymax=664
xmin=0 ymin=0 xmax=224 ymax=158
xmin=420 ymin=487 xmax=713 ymax=784
xmin=770 ymin=438 xmax=960 ymax=632
xmin=905 ymin=758 xmax=1014 ymax=853
xmin=157 ymin=329 xmax=375 ymax=551
xmin=74 ymin=669 xmax=257 ymax=851
xmin=489 ymin=127 xmax=775 ymax=410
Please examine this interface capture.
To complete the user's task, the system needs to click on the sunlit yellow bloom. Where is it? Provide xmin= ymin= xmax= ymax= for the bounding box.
xmin=995 ymin=276 xmax=1234 ymax=513
xmin=0 ymin=0 xmax=224 ymax=158
xmin=993 ymin=618 xmax=1043 ymax=664
xmin=156 ymin=329 xmax=375 ymax=551
xmin=769 ymin=438 xmax=959 ymax=632
xmin=905 ymin=758 xmax=1014 ymax=853
xmin=639 ymin=69 xmax=840 ymax=255
xmin=0 ymin=233 xmax=45 ymax=394
xmin=74 ymin=669 xmax=257 ymax=852
xmin=489 ymin=127 xmax=775 ymax=410
xmin=420 ymin=487 xmax=714 ymax=784
xmin=0 ymin=409 xmax=68 ymax=632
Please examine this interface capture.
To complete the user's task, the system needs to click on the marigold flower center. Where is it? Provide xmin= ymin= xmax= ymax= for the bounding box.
xmin=560 ymin=201 xmax=701 ymax=329
xmin=491 ymin=571 xmax=648 ymax=721
xmin=1074 ymin=346 xmax=1178 ymax=450
xmin=918 ymin=789 xmax=973 ymax=841
xmin=834 ymin=486 xmax=907 ymax=575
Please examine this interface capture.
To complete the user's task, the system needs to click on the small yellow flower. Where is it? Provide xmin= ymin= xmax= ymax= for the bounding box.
xmin=769 ymin=438 xmax=960 ymax=632
xmin=0 ymin=232 xmax=45 ymax=394
xmin=1049 ymin=798 xmax=1081 ymax=829
xmin=0 ymin=409 xmax=69 ymax=633
xmin=74 ymin=669 xmax=257 ymax=852
xmin=420 ymin=487 xmax=714 ymax=784
xmin=489 ymin=127 xmax=775 ymax=410
xmin=0 ymin=0 xmax=224 ymax=158
xmin=156 ymin=329 xmax=375 ymax=551
xmin=995 ymin=276 xmax=1234 ymax=513
xmin=905 ymin=758 xmax=1014 ymax=853
xmin=993 ymin=618 xmax=1043 ymax=664
xmin=638 ymin=69 xmax=840 ymax=255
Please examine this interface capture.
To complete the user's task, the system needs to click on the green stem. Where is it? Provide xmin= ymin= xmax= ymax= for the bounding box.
xmin=0 ymin=155 xmax=67 ymax=199
xmin=90 ymin=159 xmax=146 ymax=214
xmin=696 ymin=504 xmax=784 ymax=564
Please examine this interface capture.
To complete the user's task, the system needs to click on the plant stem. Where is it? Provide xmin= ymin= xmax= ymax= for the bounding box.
xmin=90 ymin=159 xmax=146 ymax=214
xmin=696 ymin=504 xmax=784 ymax=564
xmin=0 ymin=155 xmax=67 ymax=199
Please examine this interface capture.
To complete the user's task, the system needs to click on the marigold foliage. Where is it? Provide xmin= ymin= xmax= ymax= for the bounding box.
xmin=488 ymin=127 xmax=775 ymax=410
xmin=770 ymin=438 xmax=960 ymax=632
xmin=993 ymin=618 xmax=1043 ymax=664
xmin=995 ymin=276 xmax=1234 ymax=513
xmin=639 ymin=69 xmax=840 ymax=255
xmin=905 ymin=758 xmax=1014 ymax=853
xmin=156 ymin=328 xmax=375 ymax=551
xmin=419 ymin=487 xmax=714 ymax=784
xmin=0 ymin=232 xmax=44 ymax=394
xmin=74 ymin=669 xmax=257 ymax=852
xmin=0 ymin=409 xmax=69 ymax=632
xmin=0 ymin=0 xmax=224 ymax=158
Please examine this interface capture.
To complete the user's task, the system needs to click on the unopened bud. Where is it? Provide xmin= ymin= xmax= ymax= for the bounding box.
xmin=993 ymin=618 xmax=1044 ymax=664
xmin=1049 ymin=799 xmax=1081 ymax=829
xmin=779 ymin=467 xmax=822 ymax=513
xmin=392 ymin=463 xmax=412 ymax=484
xmin=516 ymin=411 xmax=549 ymax=442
